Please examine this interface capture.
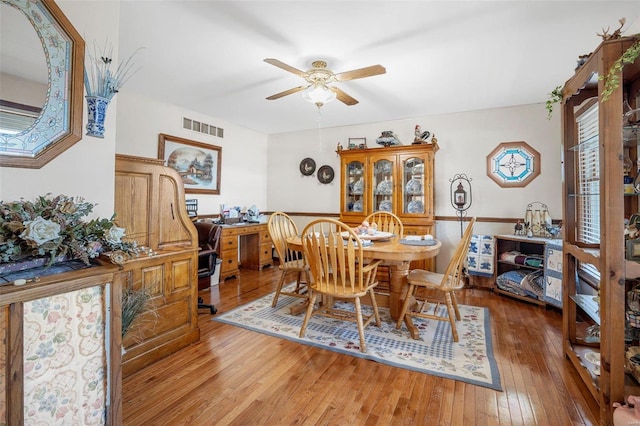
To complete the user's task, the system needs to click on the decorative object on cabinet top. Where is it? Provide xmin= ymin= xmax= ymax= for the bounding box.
xmin=376 ymin=130 xmax=401 ymax=147
xmin=348 ymin=137 xmax=367 ymax=149
xmin=158 ymin=133 xmax=222 ymax=195
xmin=486 ymin=141 xmax=540 ymax=188
xmin=413 ymin=125 xmax=431 ymax=144
xmin=0 ymin=194 xmax=142 ymax=267
xmin=523 ymin=201 xmax=555 ymax=238
xmin=317 ymin=165 xmax=335 ymax=184
xmin=299 ymin=157 xmax=316 ymax=176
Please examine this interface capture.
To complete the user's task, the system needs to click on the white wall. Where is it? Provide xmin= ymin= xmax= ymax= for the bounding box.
xmin=0 ymin=0 xmax=120 ymax=218
xmin=267 ymin=102 xmax=562 ymax=270
xmin=115 ymin=91 xmax=268 ymax=216
xmin=0 ymin=73 xmax=47 ymax=106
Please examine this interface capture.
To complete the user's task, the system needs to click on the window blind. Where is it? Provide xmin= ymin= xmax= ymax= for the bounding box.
xmin=576 ymin=102 xmax=600 ymax=280
xmin=0 ymin=104 xmax=39 ymax=135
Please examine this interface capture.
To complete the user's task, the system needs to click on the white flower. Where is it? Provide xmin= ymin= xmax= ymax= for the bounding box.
xmin=20 ymin=217 xmax=61 ymax=246
xmin=106 ymin=226 xmax=126 ymax=243
xmin=86 ymin=241 xmax=103 ymax=257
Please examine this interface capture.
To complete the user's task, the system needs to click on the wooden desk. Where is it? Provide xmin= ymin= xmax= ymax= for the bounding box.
xmin=287 ymin=236 xmax=441 ymax=338
xmin=219 ymin=222 xmax=273 ymax=281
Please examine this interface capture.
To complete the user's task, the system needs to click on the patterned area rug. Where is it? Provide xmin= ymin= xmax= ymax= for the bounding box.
xmin=214 ymin=291 xmax=502 ymax=391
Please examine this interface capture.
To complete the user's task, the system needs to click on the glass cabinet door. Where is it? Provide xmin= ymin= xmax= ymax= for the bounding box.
xmin=402 ymin=156 xmax=425 ymax=214
xmin=372 ymin=158 xmax=394 ymax=212
xmin=345 ymin=160 xmax=365 ymax=213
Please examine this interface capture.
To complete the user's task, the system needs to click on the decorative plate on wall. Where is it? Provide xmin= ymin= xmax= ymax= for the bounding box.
xmin=317 ymin=165 xmax=335 ymax=184
xmin=486 ymin=141 xmax=540 ymax=188
xmin=299 ymin=158 xmax=316 ymax=176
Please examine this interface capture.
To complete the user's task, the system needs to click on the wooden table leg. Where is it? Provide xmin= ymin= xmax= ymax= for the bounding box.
xmin=389 ymin=262 xmax=420 ymax=339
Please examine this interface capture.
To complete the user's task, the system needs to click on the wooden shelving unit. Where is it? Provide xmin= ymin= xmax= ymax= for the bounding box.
xmin=561 ymin=36 xmax=640 ymax=424
xmin=494 ymin=234 xmax=547 ymax=306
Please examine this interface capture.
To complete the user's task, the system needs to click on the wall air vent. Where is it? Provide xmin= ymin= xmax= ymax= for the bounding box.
xmin=182 ymin=117 xmax=224 ymax=138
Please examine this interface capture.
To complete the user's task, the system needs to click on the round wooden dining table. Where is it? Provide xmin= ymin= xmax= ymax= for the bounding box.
xmin=286 ymin=235 xmax=441 ymax=339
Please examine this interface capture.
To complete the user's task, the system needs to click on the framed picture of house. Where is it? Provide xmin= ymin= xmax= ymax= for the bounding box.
xmin=158 ymin=134 xmax=222 ymax=194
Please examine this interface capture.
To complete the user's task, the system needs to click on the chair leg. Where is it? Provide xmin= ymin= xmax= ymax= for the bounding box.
xmin=368 ymin=288 xmax=381 ymax=327
xmin=396 ymin=284 xmax=415 ymax=329
xmin=354 ymin=297 xmax=367 ymax=353
xmin=295 ymin=271 xmax=303 ymax=291
xmin=272 ymin=270 xmax=288 ymax=307
xmin=299 ymin=292 xmax=317 ymax=338
xmin=451 ymin=291 xmax=461 ymax=321
xmin=445 ymin=292 xmax=459 ymax=342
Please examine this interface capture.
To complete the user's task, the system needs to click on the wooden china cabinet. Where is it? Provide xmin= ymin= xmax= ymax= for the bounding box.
xmin=339 ymin=143 xmax=438 ymax=270
xmin=561 ymin=36 xmax=640 ymax=424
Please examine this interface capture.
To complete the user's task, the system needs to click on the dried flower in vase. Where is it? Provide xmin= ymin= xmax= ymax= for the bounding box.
xmin=84 ymin=40 xmax=144 ymax=101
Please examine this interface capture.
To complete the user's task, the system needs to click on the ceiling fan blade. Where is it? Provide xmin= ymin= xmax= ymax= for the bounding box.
xmin=331 ymin=87 xmax=359 ymax=106
xmin=334 ymin=64 xmax=386 ymax=82
xmin=264 ymin=58 xmax=307 ymax=77
xmin=266 ymin=85 xmax=307 ymax=100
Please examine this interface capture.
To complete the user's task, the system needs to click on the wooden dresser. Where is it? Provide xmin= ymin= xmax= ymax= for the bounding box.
xmin=219 ymin=222 xmax=272 ymax=281
xmin=114 ymin=154 xmax=200 ymax=377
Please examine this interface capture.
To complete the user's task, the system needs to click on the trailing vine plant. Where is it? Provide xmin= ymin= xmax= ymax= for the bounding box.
xmin=600 ymin=35 xmax=640 ymax=102
xmin=546 ymin=85 xmax=563 ymax=119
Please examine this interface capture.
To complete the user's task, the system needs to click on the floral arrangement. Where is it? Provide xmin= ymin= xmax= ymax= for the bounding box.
xmin=0 ymin=194 xmax=141 ymax=266
xmin=84 ymin=41 xmax=143 ymax=101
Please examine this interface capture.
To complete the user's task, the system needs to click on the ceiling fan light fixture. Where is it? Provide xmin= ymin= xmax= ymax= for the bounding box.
xmin=302 ymin=84 xmax=336 ymax=107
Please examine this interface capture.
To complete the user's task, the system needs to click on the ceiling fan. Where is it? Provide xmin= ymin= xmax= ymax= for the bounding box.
xmin=264 ymin=58 xmax=386 ymax=107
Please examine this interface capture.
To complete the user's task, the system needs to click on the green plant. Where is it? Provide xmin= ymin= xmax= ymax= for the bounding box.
xmin=600 ymin=35 xmax=640 ymax=101
xmin=546 ymin=85 xmax=563 ymax=119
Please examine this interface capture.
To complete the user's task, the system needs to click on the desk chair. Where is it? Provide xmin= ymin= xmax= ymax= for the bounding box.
xmin=299 ymin=219 xmax=381 ymax=353
xmin=194 ymin=222 xmax=219 ymax=315
xmin=396 ymin=217 xmax=476 ymax=342
xmin=268 ymin=212 xmax=310 ymax=307
xmin=364 ymin=211 xmax=404 ymax=237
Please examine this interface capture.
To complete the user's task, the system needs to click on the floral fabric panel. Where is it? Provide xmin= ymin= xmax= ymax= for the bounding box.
xmin=23 ymin=285 xmax=107 ymax=425
xmin=543 ymin=241 xmax=563 ymax=307
xmin=467 ymin=234 xmax=495 ymax=277
xmin=0 ymin=307 xmax=6 ymax=425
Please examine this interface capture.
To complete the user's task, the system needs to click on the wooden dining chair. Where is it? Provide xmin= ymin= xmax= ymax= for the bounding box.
xmin=267 ymin=212 xmax=310 ymax=307
xmin=299 ymin=218 xmax=382 ymax=353
xmin=396 ymin=217 xmax=476 ymax=342
xmin=364 ymin=211 xmax=404 ymax=237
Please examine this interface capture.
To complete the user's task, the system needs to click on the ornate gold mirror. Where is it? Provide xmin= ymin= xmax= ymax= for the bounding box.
xmin=0 ymin=0 xmax=84 ymax=169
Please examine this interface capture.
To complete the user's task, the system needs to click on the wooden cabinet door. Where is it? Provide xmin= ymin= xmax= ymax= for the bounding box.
xmin=368 ymin=152 xmax=397 ymax=215
xmin=399 ymin=152 xmax=432 ymax=219
xmin=340 ymin=154 xmax=368 ymax=221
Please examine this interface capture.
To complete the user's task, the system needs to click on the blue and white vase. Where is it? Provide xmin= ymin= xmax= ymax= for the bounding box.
xmin=85 ymin=95 xmax=111 ymax=138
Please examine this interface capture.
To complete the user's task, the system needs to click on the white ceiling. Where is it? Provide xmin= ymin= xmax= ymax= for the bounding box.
xmin=116 ymin=1 xmax=640 ymax=135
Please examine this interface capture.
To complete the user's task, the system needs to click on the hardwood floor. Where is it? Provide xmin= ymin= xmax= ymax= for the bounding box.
xmin=122 ymin=265 xmax=599 ymax=425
